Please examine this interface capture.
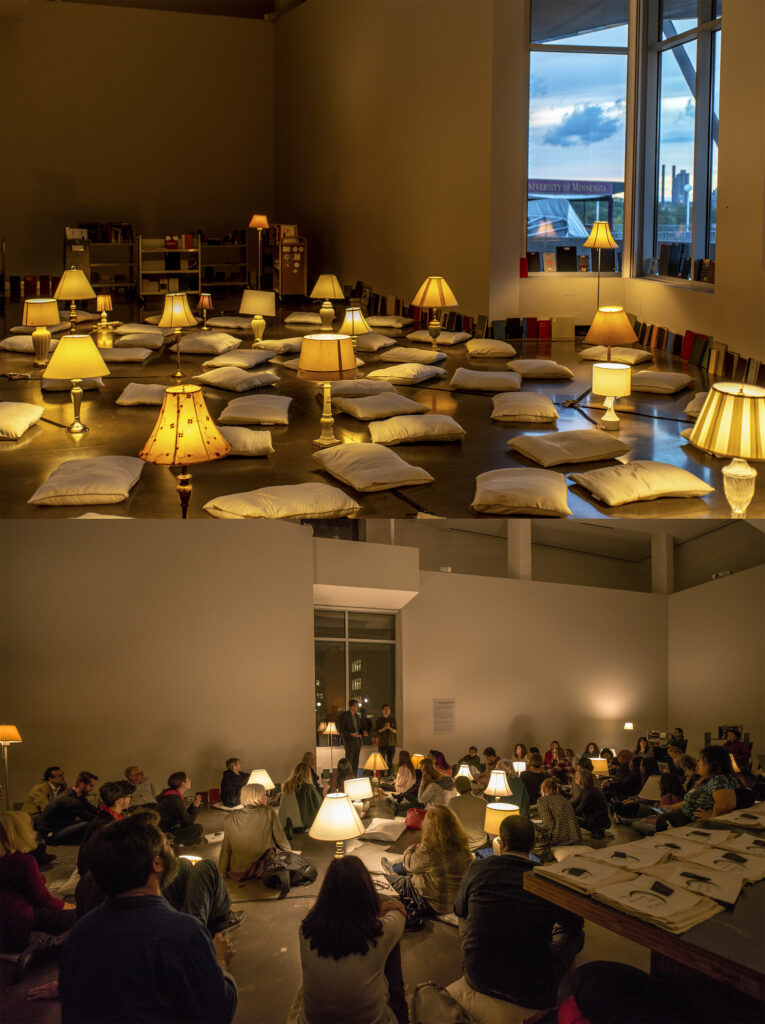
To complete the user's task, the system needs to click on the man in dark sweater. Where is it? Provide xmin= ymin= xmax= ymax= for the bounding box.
xmin=157 ymin=772 xmax=204 ymax=847
xmin=219 ymin=758 xmax=250 ymax=808
xmin=36 ymin=771 xmax=99 ymax=845
xmin=60 ymin=815 xmax=237 ymax=1024
xmin=454 ymin=815 xmax=584 ymax=1009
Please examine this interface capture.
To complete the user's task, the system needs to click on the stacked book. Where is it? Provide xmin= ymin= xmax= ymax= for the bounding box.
xmin=714 ymin=802 xmax=765 ymax=830
xmin=533 ymin=856 xmax=638 ymax=895
xmin=593 ymin=875 xmax=721 ymax=933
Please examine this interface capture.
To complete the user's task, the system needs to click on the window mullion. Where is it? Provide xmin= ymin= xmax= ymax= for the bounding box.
xmin=693 ymin=25 xmax=713 ymax=262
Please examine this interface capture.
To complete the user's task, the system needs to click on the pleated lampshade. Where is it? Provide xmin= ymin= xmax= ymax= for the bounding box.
xmin=310 ymin=274 xmax=345 ymax=301
xmin=412 ymin=276 xmax=458 ymax=309
xmin=689 ymin=383 xmax=765 ymax=459
xmin=139 ymin=385 xmax=231 ymax=465
xmin=158 ymin=293 xmax=197 ymax=329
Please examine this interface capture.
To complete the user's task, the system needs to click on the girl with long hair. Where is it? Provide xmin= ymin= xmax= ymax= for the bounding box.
xmin=417 ymin=761 xmax=454 ymax=807
xmin=282 ymin=762 xmax=322 ymax=830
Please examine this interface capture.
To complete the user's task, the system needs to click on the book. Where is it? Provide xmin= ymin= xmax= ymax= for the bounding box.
xmin=519 ymin=257 xmax=529 ymax=278
xmin=555 ymin=246 xmax=577 ymax=272
xmin=523 ymin=317 xmax=538 ymax=339
xmin=655 ymin=327 xmax=668 ymax=351
xmin=689 ymin=334 xmax=711 ymax=367
xmin=506 ymin=318 xmax=523 ymax=339
xmin=680 ymin=330 xmax=697 ymax=361
xmin=538 ymin=319 xmax=551 ymax=339
xmin=491 ymin=319 xmax=507 ymax=340
xmin=475 ymin=315 xmax=488 ymax=339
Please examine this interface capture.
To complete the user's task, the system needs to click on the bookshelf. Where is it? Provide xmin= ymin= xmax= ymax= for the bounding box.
xmin=138 ymin=235 xmax=201 ymax=300
xmin=200 ymin=242 xmax=248 ymax=290
xmin=63 ymin=237 xmax=136 ymax=296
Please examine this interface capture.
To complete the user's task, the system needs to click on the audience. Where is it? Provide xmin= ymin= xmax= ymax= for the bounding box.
xmin=536 ymin=777 xmax=582 ymax=852
xmin=457 ymin=746 xmax=482 ymax=772
xmin=512 ymin=743 xmax=528 ymax=762
xmin=158 ymin=772 xmax=204 ymax=847
xmin=449 ymin=776 xmax=489 ymax=851
xmin=22 ymin=767 xmax=67 ymax=820
xmin=417 ymin=760 xmax=455 ymax=807
xmin=218 ymin=783 xmax=291 ymax=881
xmin=504 ymin=768 xmax=531 ymax=818
xmin=327 ymin=757 xmax=354 ymax=795
xmin=36 ymin=771 xmax=99 ymax=846
xmin=520 ymin=753 xmax=547 ymax=806
xmin=77 ymin=780 xmax=135 ymax=873
xmin=282 ymin=762 xmax=322 ymax=830
xmin=544 ymin=740 xmax=562 ymax=766
xmin=670 ymin=727 xmax=688 ymax=753
xmin=581 ymin=742 xmax=600 ymax=759
xmin=383 ymin=750 xmax=418 ymax=809
xmin=124 ymin=765 xmax=157 ymax=810
xmin=569 ymin=768 xmax=609 ymax=839
xmin=676 ymin=753 xmax=698 ymax=794
xmin=660 ymin=745 xmax=738 ymax=827
xmin=635 ymin=736 xmax=654 ymax=757
xmin=219 ymin=758 xmax=251 ymax=809
xmin=301 ymin=752 xmax=321 ymax=789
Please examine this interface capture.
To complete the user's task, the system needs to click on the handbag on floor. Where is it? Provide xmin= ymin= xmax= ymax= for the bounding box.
xmin=405 ymin=807 xmax=426 ymax=830
xmin=412 ymin=982 xmax=474 ymax=1023
xmin=262 ymin=851 xmax=318 ymax=897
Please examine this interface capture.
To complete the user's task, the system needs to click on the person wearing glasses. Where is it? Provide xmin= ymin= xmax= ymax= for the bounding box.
xmin=22 ymin=767 xmax=67 ymax=821
xmin=124 ymin=765 xmax=158 ymax=810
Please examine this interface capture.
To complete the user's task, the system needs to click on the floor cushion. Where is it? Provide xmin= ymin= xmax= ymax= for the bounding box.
xmin=116 ymin=322 xmax=171 ymax=336
xmin=206 ymin=316 xmax=252 ymax=330
xmin=284 ymin=311 xmax=322 ymax=325
xmin=579 ymin=345 xmax=652 ymax=365
xmin=1 ymin=335 xmax=60 ymax=354
xmin=367 ymin=363 xmax=447 ymax=385
xmin=100 ymin=347 xmax=153 ymax=363
xmin=365 ymin=315 xmax=414 ymax=329
xmin=326 ymin=379 xmax=396 ymax=397
xmin=631 ymin=370 xmax=693 ymax=394
xmin=378 ymin=346 xmax=446 ymax=364
xmin=203 ymin=349 xmax=274 ymax=370
xmin=113 ymin=332 xmax=165 ymax=350
xmin=683 ymin=392 xmax=708 ymax=418
xmin=509 ymin=429 xmax=630 ymax=467
xmin=466 ymin=338 xmax=518 ymax=358
xmin=471 ymin=468 xmax=571 ymax=516
xmin=193 ymin=367 xmax=279 ymax=392
xmin=253 ymin=337 xmax=303 ymax=354
xmin=169 ymin=331 xmax=241 ymax=355
xmin=0 ymin=402 xmax=45 ymax=439
xmin=218 ymin=427 xmax=274 ymax=456
xmin=116 ymin=383 xmax=166 ymax=406
xmin=451 ymin=367 xmax=522 ymax=392
xmin=42 ymin=377 xmax=103 ymax=392
xmin=569 ymin=460 xmax=714 ymax=506
xmin=368 ymin=414 xmax=465 ymax=445
xmin=506 ymin=359 xmax=574 ymax=379
xmin=491 ymin=392 xmax=558 ymax=423
xmin=355 ymin=332 xmax=398 ymax=353
xmin=313 ymin=443 xmax=434 ymax=491
xmin=203 ymin=483 xmax=359 ymax=519
xmin=331 ymin=393 xmax=428 ymax=420
xmin=28 ymin=456 xmax=144 ymax=506
xmin=218 ymin=395 xmax=292 ymax=425
xmin=406 ymin=329 xmax=470 ymax=346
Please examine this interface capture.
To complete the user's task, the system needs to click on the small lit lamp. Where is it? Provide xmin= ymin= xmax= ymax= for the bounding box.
xmin=592 ymin=362 xmax=631 ymax=431
xmin=689 ymin=382 xmax=765 ymax=518
xmin=239 ymin=289 xmax=276 ymax=344
xmin=247 ymin=769 xmax=275 ymax=790
xmin=484 ymin=802 xmax=519 ymax=837
xmin=455 ymin=763 xmax=473 ymax=780
xmin=309 ymin=792 xmax=365 ymax=858
xmin=0 ymin=726 xmax=21 ymax=811
xmin=310 ymin=274 xmax=345 ymax=330
xmin=411 ymin=754 xmax=425 ymax=770
xmin=411 ymin=276 xmax=458 ymax=350
xmin=624 ymin=722 xmax=634 ymax=731
xmin=484 ymin=769 xmax=512 ymax=799
xmin=96 ymin=293 xmax=113 ymax=330
xmin=196 ymin=293 xmax=213 ymax=331
xmin=298 ymin=333 xmax=357 ymax=446
xmin=584 ymin=306 xmax=636 ymax=361
xmin=324 ymin=721 xmax=340 ymax=771
xmin=512 ymin=761 xmax=526 ymax=774
xmin=344 ymin=776 xmax=373 ymax=813
xmin=364 ymin=751 xmax=388 ymax=781
xmin=248 ymin=214 xmax=269 ymax=288
xmin=42 ymin=333 xmax=110 ymax=433
xmin=158 ymin=293 xmax=198 ymax=379
xmin=535 ymin=219 xmax=559 ymax=240
xmin=139 ymin=384 xmax=231 ymax=518
xmin=583 ymin=221 xmax=618 ymax=308
xmin=179 ymin=854 xmax=202 ymax=864
xmin=338 ymin=306 xmax=372 ymax=351
xmin=53 ymin=267 xmax=96 ymax=332
xmin=22 ymin=298 xmax=59 ymax=366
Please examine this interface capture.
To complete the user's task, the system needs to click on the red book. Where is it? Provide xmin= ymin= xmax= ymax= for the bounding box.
xmin=538 ymin=319 xmax=551 ymax=339
xmin=523 ymin=317 xmax=538 ymax=339
xmin=520 ymin=257 xmax=529 ymax=278
xmin=649 ymin=325 xmax=659 ymax=350
xmin=680 ymin=329 xmax=696 ymax=361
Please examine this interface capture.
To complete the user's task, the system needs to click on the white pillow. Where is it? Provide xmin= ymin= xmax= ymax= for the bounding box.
xmin=116 ymin=383 xmax=166 ymax=406
xmin=491 ymin=392 xmax=559 ymax=423
xmin=509 ymin=429 xmax=630 ymax=467
xmin=471 ymin=468 xmax=571 ymax=516
xmin=193 ymin=367 xmax=279 ymax=392
xmin=631 ymin=370 xmax=693 ymax=394
xmin=218 ymin=394 xmax=292 ymax=425
xmin=204 ymin=482 xmax=359 ymax=519
xmin=326 ymin=379 xmax=396 ymax=397
xmin=116 ymin=323 xmax=171 ymax=336
xmin=683 ymin=392 xmax=708 ymax=419
xmin=218 ymin=426 xmax=274 ymax=456
xmin=313 ymin=443 xmax=434 ymax=491
xmin=579 ymin=346 xmax=652 ymax=365
xmin=355 ymin=332 xmax=398 ymax=353
xmin=507 ymin=359 xmax=574 ymax=379
xmin=569 ymin=460 xmax=715 ymax=506
xmin=206 ymin=316 xmax=252 ymax=330
xmin=367 ymin=363 xmax=447 ymax=385
xmin=113 ymin=332 xmax=165 ymax=350
xmin=379 ymin=347 xmax=445 ymax=364
xmin=169 ymin=331 xmax=241 ymax=355
xmin=466 ymin=338 xmax=518 ymax=358
xmin=284 ymin=311 xmax=322 ymax=325
xmin=0 ymin=335 xmax=60 ymax=354
xmin=331 ymin=393 xmax=428 ymax=420
xmin=365 ymin=315 xmax=414 ymax=329
xmin=368 ymin=414 xmax=465 ymax=445
xmin=0 ymin=402 xmax=45 ymax=439
xmin=74 ymin=513 xmax=132 ymax=519
xmin=253 ymin=337 xmax=302 ymax=354
xmin=101 ymin=347 xmax=152 ymax=363
xmin=42 ymin=377 xmax=103 ymax=392
xmin=202 ymin=349 xmax=273 ymax=370
xmin=28 ymin=456 xmax=144 ymax=506
xmin=406 ymin=329 xmax=470 ymax=346
xmin=450 ymin=367 xmax=522 ymax=392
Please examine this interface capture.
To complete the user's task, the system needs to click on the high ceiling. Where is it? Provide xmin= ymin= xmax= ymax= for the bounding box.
xmin=46 ymin=0 xmax=305 ymax=19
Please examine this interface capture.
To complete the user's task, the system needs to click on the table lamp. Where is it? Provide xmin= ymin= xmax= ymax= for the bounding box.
xmin=0 ymin=725 xmax=22 ymax=811
xmin=364 ymin=752 xmax=388 ymax=778
xmin=298 ymin=333 xmax=357 ymax=446
xmin=54 ymin=267 xmax=97 ymax=332
xmin=309 ymin=792 xmax=365 ymax=857
xmin=158 ymin=293 xmax=198 ymax=379
xmin=484 ymin=802 xmax=519 ymax=837
xmin=139 ymin=384 xmax=231 ymax=518
xmin=42 ymin=332 xmax=110 ymax=433
xmin=338 ymin=306 xmax=371 ymax=351
xmin=584 ymin=306 xmax=636 ymax=361
xmin=484 ymin=769 xmax=512 ymax=799
xmin=196 ymin=293 xmax=213 ymax=331
xmin=310 ymin=274 xmax=345 ymax=330
xmin=512 ymin=761 xmax=526 ymax=774
xmin=22 ymin=298 xmax=59 ymax=366
xmin=411 ymin=754 xmax=424 ymax=770
xmin=95 ymin=293 xmax=112 ymax=330
xmin=455 ymin=763 xmax=473 ymax=779
xmin=239 ymin=289 xmax=276 ymax=344
xmin=624 ymin=722 xmax=634 ymax=731
xmin=247 ymin=769 xmax=275 ymax=790
xmin=249 ymin=213 xmax=269 ymax=288
xmin=411 ymin=276 xmax=458 ymax=350
xmin=535 ymin=219 xmax=559 ymax=240
xmin=592 ymin=361 xmax=631 ymax=430
xmin=344 ymin=777 xmax=373 ymax=801
xmin=583 ymin=221 xmax=618 ymax=308
xmin=689 ymin=382 xmax=765 ymax=518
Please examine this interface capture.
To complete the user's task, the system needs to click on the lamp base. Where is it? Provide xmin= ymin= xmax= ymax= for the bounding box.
xmin=600 ymin=396 xmax=620 ymax=430
xmin=334 ymin=840 xmax=345 ymax=859
xmin=722 ymin=457 xmax=756 ymax=518
xmin=200 ymin=309 xmax=210 ymax=332
xmin=67 ymin=381 xmax=88 ymax=433
xmin=177 ymin=469 xmax=192 ymax=519
xmin=319 ymin=300 xmax=335 ymax=331
xmin=250 ymin=314 xmax=266 ymax=344
xmin=428 ymin=315 xmax=442 ymax=351
xmin=172 ymin=329 xmax=184 ymax=379
xmin=32 ymin=327 xmax=51 ymax=366
xmin=314 ymin=382 xmax=341 ymax=447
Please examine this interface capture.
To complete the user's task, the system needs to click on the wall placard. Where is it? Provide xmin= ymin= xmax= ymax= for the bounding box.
xmin=433 ymin=698 xmax=455 ymax=734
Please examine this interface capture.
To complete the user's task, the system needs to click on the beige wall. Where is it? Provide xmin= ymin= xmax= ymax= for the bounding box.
xmin=0 ymin=0 xmax=274 ymax=275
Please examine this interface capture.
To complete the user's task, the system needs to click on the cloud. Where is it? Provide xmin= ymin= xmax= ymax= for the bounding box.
xmin=529 ymin=74 xmax=548 ymax=97
xmin=542 ymin=103 xmax=622 ymax=148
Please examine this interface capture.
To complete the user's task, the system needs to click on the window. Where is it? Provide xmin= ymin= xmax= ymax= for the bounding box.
xmin=637 ymin=0 xmax=721 ymax=280
xmin=527 ymin=0 xmax=629 ymax=272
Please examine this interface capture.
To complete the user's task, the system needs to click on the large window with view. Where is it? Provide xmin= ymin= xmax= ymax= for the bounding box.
xmin=527 ymin=0 xmax=629 ymax=274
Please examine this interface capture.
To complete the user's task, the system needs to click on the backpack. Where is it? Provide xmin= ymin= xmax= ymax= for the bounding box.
xmin=262 ymin=851 xmax=318 ymax=897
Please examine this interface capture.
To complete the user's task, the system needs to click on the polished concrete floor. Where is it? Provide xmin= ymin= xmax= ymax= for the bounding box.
xmin=2 ymin=299 xmax=759 ymax=520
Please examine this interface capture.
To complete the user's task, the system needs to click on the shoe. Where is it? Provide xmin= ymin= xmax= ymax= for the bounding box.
xmin=13 ymin=935 xmax=63 ymax=984
xmin=224 ymin=910 xmax=246 ymax=930
xmin=380 ymin=856 xmax=394 ymax=875
xmin=35 ymin=851 xmax=56 ymax=866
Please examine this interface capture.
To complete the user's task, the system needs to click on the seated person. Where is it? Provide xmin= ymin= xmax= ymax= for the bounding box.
xmin=301 ymin=751 xmax=321 ymax=789
xmin=218 ymin=783 xmax=291 ymax=881
xmin=60 ymin=815 xmax=237 ymax=1024
xmin=299 ymin=856 xmax=407 ymax=1024
xmin=512 ymin=743 xmax=528 ymax=763
xmin=722 ymin=728 xmax=751 ymax=770
xmin=504 ymin=769 xmax=531 ymax=818
xmin=36 ymin=771 xmax=99 ymax=846
xmin=569 ymin=768 xmax=609 ymax=839
xmin=453 ymin=814 xmax=584 ymax=1010
xmin=157 ymin=772 xmax=204 ymax=847
xmin=600 ymin=748 xmax=615 ymax=768
xmin=77 ymin=780 xmax=135 ymax=874
xmin=659 ymin=746 xmax=738 ymax=827
xmin=602 ymin=756 xmax=643 ymax=800
xmin=458 ymin=746 xmax=482 ymax=772
xmin=124 ymin=765 xmax=157 ymax=810
xmin=449 ymin=776 xmax=489 ymax=851
xmin=604 ymin=749 xmax=633 ymax=784
xmin=474 ymin=748 xmax=500 ymax=791
xmin=635 ymin=736 xmax=654 ymax=758
xmin=520 ymin=753 xmax=547 ymax=806
xmin=610 ymin=757 xmax=662 ymax=820
xmin=670 ymin=727 xmax=688 ymax=753
xmin=544 ymin=740 xmax=563 ymax=767
xmin=536 ymin=777 xmax=581 ymax=850
xmin=427 ymin=749 xmax=451 ymax=775
xmin=282 ymin=762 xmax=322 ymax=830
xmin=383 ymin=751 xmax=418 ymax=808
xmin=22 ymin=767 xmax=67 ymax=821
xmin=219 ymin=758 xmax=250 ymax=809
xmin=676 ymin=754 xmax=698 ymax=794
xmin=327 ymin=758 xmax=354 ymax=796
xmin=417 ymin=760 xmax=455 ymax=807
xmin=581 ymin=742 xmax=600 ymax=761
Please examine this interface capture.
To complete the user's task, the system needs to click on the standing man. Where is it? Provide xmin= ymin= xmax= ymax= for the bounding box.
xmin=375 ymin=705 xmax=398 ymax=776
xmin=337 ymin=700 xmax=367 ymax=775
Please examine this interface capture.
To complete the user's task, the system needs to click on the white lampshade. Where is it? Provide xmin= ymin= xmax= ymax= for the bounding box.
xmin=344 ymin=777 xmax=373 ymax=801
xmin=364 ymin=752 xmax=388 ymax=772
xmin=484 ymin=802 xmax=519 ymax=836
xmin=309 ymin=793 xmax=365 ymax=842
xmin=249 ymin=214 xmax=269 ymax=230
xmin=584 ymin=306 xmax=636 ymax=350
xmin=689 ymin=383 xmax=765 ymax=459
xmin=592 ymin=362 xmax=631 ymax=399
xmin=455 ymin=764 xmax=473 ymax=779
xmin=42 ymin=333 xmax=109 ymax=380
xmin=54 ymin=267 xmax=96 ymax=301
xmin=412 ymin=276 xmax=458 ymax=309
xmin=583 ymin=221 xmax=618 ymax=249
xmin=512 ymin=761 xmax=526 ymax=774
xmin=298 ymin=334 xmax=357 ymax=381
xmin=0 ymin=725 xmax=22 ymax=744
xmin=179 ymin=854 xmax=202 ymax=864
xmin=239 ymin=289 xmax=276 ymax=317
xmin=338 ymin=307 xmax=371 ymax=338
xmin=22 ymin=299 xmax=59 ymax=327
xmin=324 ymin=722 xmax=339 ymax=736
xmin=247 ymin=769 xmax=275 ymax=790
xmin=624 ymin=722 xmax=634 ymax=730
xmin=157 ymin=293 xmax=197 ymax=329
xmin=140 ymin=385 xmax=231 ymax=466
xmin=96 ymin=294 xmax=113 ymax=313
xmin=484 ymin=769 xmax=512 ymax=798
xmin=310 ymin=274 xmax=344 ymax=301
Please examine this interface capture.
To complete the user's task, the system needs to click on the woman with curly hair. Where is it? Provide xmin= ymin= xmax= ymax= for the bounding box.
xmin=417 ymin=760 xmax=455 ymax=808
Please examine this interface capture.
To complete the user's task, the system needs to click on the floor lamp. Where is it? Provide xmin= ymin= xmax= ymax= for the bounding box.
xmin=324 ymin=722 xmax=339 ymax=771
xmin=158 ymin=293 xmax=198 ymax=379
xmin=0 ymin=726 xmax=22 ymax=810
xmin=249 ymin=214 xmax=269 ymax=289
xmin=583 ymin=221 xmax=618 ymax=310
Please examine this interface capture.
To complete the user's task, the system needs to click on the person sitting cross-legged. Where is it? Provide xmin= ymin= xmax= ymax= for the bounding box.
xmin=22 ymin=767 xmax=68 ymax=822
xmin=569 ymin=768 xmax=609 ymax=839
xmin=125 ymin=765 xmax=158 ymax=811
xmin=158 ymin=772 xmax=204 ymax=847
xmin=219 ymin=758 xmax=251 ymax=809
xmin=218 ymin=783 xmax=291 ymax=881
xmin=449 ymin=776 xmax=489 ymax=852
xmin=76 ymin=780 xmax=135 ymax=874
xmin=36 ymin=771 xmax=99 ymax=846
xmin=536 ymin=777 xmax=581 ymax=856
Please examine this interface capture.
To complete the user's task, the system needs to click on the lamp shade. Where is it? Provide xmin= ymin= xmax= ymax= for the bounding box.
xmin=96 ymin=294 xmax=113 ymax=313
xmin=53 ymin=267 xmax=96 ymax=301
xmin=344 ymin=777 xmax=373 ymax=801
xmin=583 ymin=221 xmax=618 ymax=249
xmin=411 ymin=754 xmax=424 ymax=769
xmin=535 ymin=219 xmax=558 ymax=239
xmin=484 ymin=769 xmax=512 ymax=798
xmin=624 ymin=722 xmax=634 ymax=730
xmin=42 ymin=333 xmax=109 ymax=380
xmin=249 ymin=214 xmax=269 ymax=230
xmin=239 ymin=289 xmax=276 ymax=317
xmin=364 ymin=752 xmax=388 ymax=772
xmin=157 ymin=293 xmax=197 ymax=330
xmin=484 ymin=802 xmax=519 ymax=836
xmin=0 ymin=725 xmax=22 ymax=743
xmin=324 ymin=721 xmax=339 ymax=736
xmin=139 ymin=385 xmax=231 ymax=466
xmin=688 ymin=383 xmax=765 ymax=459
xmin=197 ymin=293 xmax=213 ymax=311
xmin=512 ymin=761 xmax=526 ymax=774
xmin=455 ymin=764 xmax=473 ymax=779
xmin=412 ymin=276 xmax=458 ymax=309
xmin=23 ymin=298 xmax=59 ymax=327
xmin=309 ymin=793 xmax=365 ymax=842
xmin=310 ymin=274 xmax=345 ymax=301
xmin=247 ymin=769 xmax=275 ymax=790
xmin=592 ymin=362 xmax=631 ymax=399
xmin=584 ymin=306 xmax=636 ymax=349
xmin=298 ymin=334 xmax=357 ymax=381
xmin=338 ymin=307 xmax=371 ymax=338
